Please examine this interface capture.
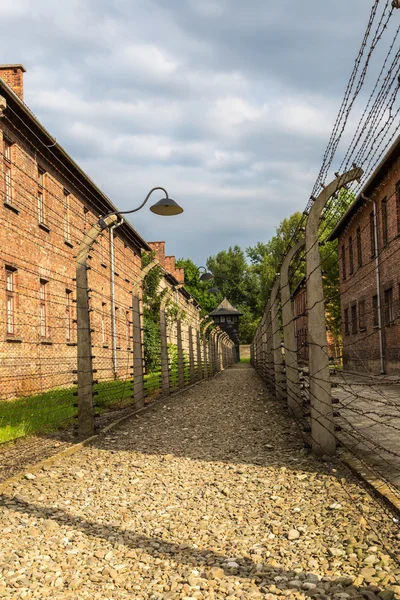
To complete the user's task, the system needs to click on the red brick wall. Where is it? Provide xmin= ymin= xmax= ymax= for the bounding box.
xmin=338 ymin=155 xmax=400 ymax=374
xmin=0 ymin=118 xmax=145 ymax=398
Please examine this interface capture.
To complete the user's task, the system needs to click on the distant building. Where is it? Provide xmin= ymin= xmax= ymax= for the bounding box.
xmin=209 ymin=299 xmax=242 ymax=362
xmin=327 ymin=134 xmax=400 ymax=374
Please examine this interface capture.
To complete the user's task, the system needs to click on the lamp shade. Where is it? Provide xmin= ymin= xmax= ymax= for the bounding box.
xmin=200 ymin=272 xmax=214 ymax=281
xmin=150 ymin=198 xmax=183 ymax=216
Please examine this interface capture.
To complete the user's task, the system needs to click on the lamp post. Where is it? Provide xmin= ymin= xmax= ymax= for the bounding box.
xmin=76 ymin=187 xmax=183 ymax=438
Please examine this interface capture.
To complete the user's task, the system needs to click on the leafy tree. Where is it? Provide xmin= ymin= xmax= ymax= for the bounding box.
xmin=175 ymin=257 xmax=219 ymax=315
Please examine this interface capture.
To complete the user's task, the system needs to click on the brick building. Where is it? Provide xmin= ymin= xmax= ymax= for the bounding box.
xmin=0 ymin=65 xmax=198 ymax=400
xmin=328 ymin=135 xmax=400 ymax=374
xmin=292 ymin=278 xmax=339 ymax=364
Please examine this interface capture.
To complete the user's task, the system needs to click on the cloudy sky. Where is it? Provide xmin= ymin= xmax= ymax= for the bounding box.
xmin=1 ymin=0 xmax=384 ymax=264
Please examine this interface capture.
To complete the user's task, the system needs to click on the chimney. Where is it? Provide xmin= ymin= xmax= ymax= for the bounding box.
xmin=148 ymin=241 xmax=166 ymax=267
xmin=0 ymin=64 xmax=26 ymax=100
xmin=164 ymin=256 xmax=176 ymax=275
xmin=175 ymin=267 xmax=185 ymax=284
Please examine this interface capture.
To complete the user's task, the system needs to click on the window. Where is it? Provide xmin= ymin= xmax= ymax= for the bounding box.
xmin=3 ymin=139 xmax=12 ymax=204
xmin=114 ymin=306 xmax=120 ymax=348
xmin=341 ymin=244 xmax=346 ymax=280
xmin=384 ymin=287 xmax=394 ymax=326
xmin=397 ymin=181 xmax=400 ymax=234
xmin=382 ymin=197 xmax=388 ymax=246
xmin=101 ymin=302 xmax=106 ymax=345
xmin=220 ymin=316 xmax=226 ymax=323
xmin=66 ymin=290 xmax=72 ymax=341
xmin=38 ymin=168 xmax=45 ymax=224
xmin=373 ymin=295 xmax=379 ymax=328
xmin=349 ymin=236 xmax=354 ymax=275
xmin=344 ymin=308 xmax=349 ymax=335
xmin=357 ymin=227 xmax=362 ymax=267
xmin=359 ymin=299 xmax=366 ymax=331
xmin=5 ymin=268 xmax=16 ymax=335
xmin=40 ymin=280 xmax=48 ymax=338
xmin=370 ymin=212 xmax=376 ymax=257
xmin=63 ymin=189 xmax=70 ymax=241
xmin=351 ymin=304 xmax=357 ymax=334
xmin=126 ymin=310 xmax=131 ymax=348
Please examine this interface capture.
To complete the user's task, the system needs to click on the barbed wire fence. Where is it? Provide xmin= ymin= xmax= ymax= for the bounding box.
xmin=252 ymin=0 xmax=400 ymax=524
xmin=0 ymin=141 xmax=236 ymax=457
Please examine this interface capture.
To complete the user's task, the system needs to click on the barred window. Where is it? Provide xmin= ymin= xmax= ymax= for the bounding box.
xmin=382 ymin=197 xmax=388 ymax=246
xmin=359 ymin=299 xmax=366 ymax=331
xmin=6 ymin=267 xmax=16 ymax=335
xmin=38 ymin=168 xmax=46 ymax=224
xmin=357 ymin=227 xmax=362 ymax=267
xmin=3 ymin=139 xmax=12 ymax=204
xmin=40 ymin=279 xmax=49 ymax=338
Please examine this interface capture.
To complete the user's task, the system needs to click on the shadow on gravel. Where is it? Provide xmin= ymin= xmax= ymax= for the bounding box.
xmin=0 ymin=493 xmax=387 ymax=598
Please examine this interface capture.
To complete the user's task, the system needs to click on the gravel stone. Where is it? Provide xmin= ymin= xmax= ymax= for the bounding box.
xmin=0 ymin=366 xmax=398 ymax=600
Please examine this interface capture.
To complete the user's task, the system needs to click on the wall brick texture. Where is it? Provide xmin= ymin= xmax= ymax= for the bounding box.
xmin=338 ymin=153 xmax=400 ymax=374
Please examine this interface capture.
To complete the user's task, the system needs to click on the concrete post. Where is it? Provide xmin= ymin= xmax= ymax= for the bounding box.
xmin=306 ymin=167 xmax=362 ymax=455
xmin=271 ymin=279 xmax=285 ymax=401
xmin=196 ymin=329 xmax=202 ymax=379
xmin=266 ymin=301 xmax=274 ymax=389
xmin=176 ymin=314 xmax=185 ymax=388
xmin=202 ymin=321 xmax=213 ymax=378
xmin=160 ymin=302 xmax=170 ymax=396
xmin=132 ymin=259 xmax=158 ymax=409
xmin=76 ymin=214 xmax=118 ymax=437
xmin=280 ymin=239 xmax=305 ymax=419
xmin=188 ymin=326 xmax=195 ymax=382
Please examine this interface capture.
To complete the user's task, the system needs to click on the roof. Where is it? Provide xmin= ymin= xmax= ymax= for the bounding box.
xmin=0 ymin=77 xmax=151 ymax=252
xmin=327 ymin=133 xmax=400 ymax=241
xmin=209 ymin=298 xmax=243 ymax=317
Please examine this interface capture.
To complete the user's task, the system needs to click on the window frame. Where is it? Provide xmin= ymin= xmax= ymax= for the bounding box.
xmin=40 ymin=279 xmax=49 ymax=339
xmin=101 ymin=302 xmax=107 ymax=346
xmin=3 ymin=138 xmax=12 ymax=205
xmin=37 ymin=167 xmax=46 ymax=225
xmin=358 ymin=299 xmax=366 ymax=331
xmin=65 ymin=289 xmax=72 ymax=342
xmin=63 ymin=189 xmax=71 ymax=242
xmin=5 ymin=267 xmax=16 ymax=336
xmin=344 ymin=307 xmax=350 ymax=336
xmin=349 ymin=236 xmax=354 ymax=275
xmin=384 ymin=286 xmax=394 ymax=326
xmin=370 ymin=212 xmax=376 ymax=257
xmin=351 ymin=303 xmax=358 ymax=335
xmin=372 ymin=295 xmax=379 ymax=328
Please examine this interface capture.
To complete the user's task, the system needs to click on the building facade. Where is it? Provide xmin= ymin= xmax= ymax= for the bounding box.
xmin=0 ymin=65 xmax=198 ymax=400
xmin=328 ymin=135 xmax=400 ymax=374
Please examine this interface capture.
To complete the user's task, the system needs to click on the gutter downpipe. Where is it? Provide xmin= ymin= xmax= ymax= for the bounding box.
xmin=362 ymin=193 xmax=385 ymax=374
xmin=110 ymin=218 xmax=124 ymax=379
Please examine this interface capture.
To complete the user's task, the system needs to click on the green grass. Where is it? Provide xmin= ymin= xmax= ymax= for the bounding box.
xmin=0 ymin=374 xmax=163 ymax=445
xmin=240 ymin=357 xmax=251 ymax=363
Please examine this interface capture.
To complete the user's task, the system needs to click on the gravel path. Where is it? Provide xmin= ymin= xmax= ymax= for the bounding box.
xmin=0 ymin=365 xmax=399 ymax=600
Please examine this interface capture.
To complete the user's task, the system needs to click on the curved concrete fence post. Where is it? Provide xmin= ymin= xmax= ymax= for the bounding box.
xmin=280 ymin=239 xmax=305 ymax=418
xmin=306 ymin=167 xmax=362 ymax=456
xmin=202 ymin=321 xmax=213 ymax=379
xmin=76 ymin=214 xmax=118 ymax=437
xmin=131 ymin=259 xmax=159 ymax=410
xmin=271 ymin=279 xmax=285 ymax=401
xmin=265 ymin=300 xmax=274 ymax=389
